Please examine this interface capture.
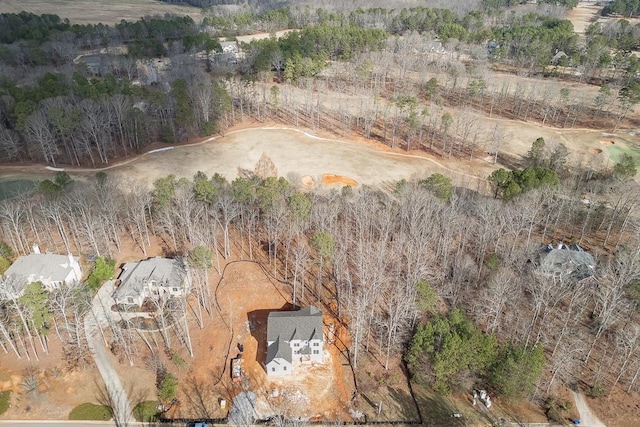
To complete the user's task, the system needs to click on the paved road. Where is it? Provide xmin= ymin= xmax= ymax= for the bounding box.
xmin=84 ymin=280 xmax=133 ymax=426
xmin=572 ymin=391 xmax=607 ymax=427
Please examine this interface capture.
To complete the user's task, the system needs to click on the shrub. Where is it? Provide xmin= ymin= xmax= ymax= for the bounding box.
xmin=0 ymin=257 xmax=9 ymax=274
xmin=20 ymin=367 xmax=40 ymax=394
xmin=68 ymin=403 xmax=112 ymax=420
xmin=0 ymin=241 xmax=13 ymax=259
xmin=0 ymin=390 xmax=11 ymax=415
xmin=586 ymin=382 xmax=607 ymax=398
xmin=171 ymin=352 xmax=187 ymax=370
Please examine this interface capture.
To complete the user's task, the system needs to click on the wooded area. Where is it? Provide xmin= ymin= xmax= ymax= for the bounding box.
xmin=1 ymin=0 xmax=640 ymax=423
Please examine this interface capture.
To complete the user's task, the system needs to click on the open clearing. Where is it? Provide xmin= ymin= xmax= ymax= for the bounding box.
xmin=0 ymin=0 xmax=203 ymax=25
xmin=2 ymin=121 xmax=639 ymax=196
xmin=81 ymin=123 xmax=640 ymax=190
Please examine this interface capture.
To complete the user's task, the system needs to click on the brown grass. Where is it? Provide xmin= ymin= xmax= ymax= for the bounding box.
xmin=0 ymin=0 xmax=203 ymax=25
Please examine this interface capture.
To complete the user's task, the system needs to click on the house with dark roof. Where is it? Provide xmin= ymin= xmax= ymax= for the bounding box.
xmin=0 ymin=248 xmax=82 ymax=300
xmin=265 ymin=306 xmax=324 ymax=376
xmin=114 ymin=257 xmax=191 ymax=307
xmin=538 ymin=242 xmax=596 ymax=283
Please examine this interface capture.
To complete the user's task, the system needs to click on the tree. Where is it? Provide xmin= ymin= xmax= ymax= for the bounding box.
xmin=416 ymin=280 xmax=437 ymax=314
xmin=86 ymin=257 xmax=116 ymax=291
xmin=488 ymin=168 xmax=520 ymax=200
xmin=616 ymin=81 xmax=640 ymax=129
xmin=158 ymin=372 xmax=178 ymax=402
xmin=527 ymin=137 xmax=546 ymax=167
xmin=310 ymin=231 xmax=335 ymax=301
xmin=187 ymin=246 xmax=213 ymax=328
xmin=613 ymin=153 xmax=637 ymax=181
xmin=491 ymin=343 xmax=545 ymax=401
xmin=420 ymin=173 xmax=454 ymax=203
xmin=406 ymin=308 xmax=497 ymax=392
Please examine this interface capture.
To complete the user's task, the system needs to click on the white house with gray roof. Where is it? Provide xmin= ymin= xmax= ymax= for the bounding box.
xmin=114 ymin=257 xmax=191 ymax=307
xmin=0 ymin=252 xmax=82 ymax=300
xmin=265 ymin=306 xmax=324 ymax=376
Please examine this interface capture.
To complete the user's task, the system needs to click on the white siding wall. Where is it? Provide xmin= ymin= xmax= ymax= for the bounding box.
xmin=266 ymin=358 xmax=291 ymax=376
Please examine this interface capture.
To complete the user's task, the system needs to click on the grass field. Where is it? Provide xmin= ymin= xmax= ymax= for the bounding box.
xmin=0 ymin=179 xmax=36 ymax=201
xmin=68 ymin=402 xmax=112 ymax=421
xmin=0 ymin=0 xmax=203 ymax=25
xmin=0 ymin=391 xmax=11 ymax=416
xmin=606 ymin=145 xmax=640 ymax=163
xmin=132 ymin=400 xmax=160 ymax=422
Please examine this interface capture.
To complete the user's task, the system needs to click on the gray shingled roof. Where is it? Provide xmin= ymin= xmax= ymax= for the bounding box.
xmin=267 ymin=306 xmax=323 ymax=343
xmin=266 ymin=336 xmax=291 ymax=363
xmin=539 ymin=245 xmax=596 ymax=282
xmin=3 ymin=253 xmax=80 ymax=296
xmin=114 ymin=257 xmax=186 ymax=300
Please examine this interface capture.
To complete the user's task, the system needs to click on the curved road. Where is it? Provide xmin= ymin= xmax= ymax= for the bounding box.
xmin=84 ymin=280 xmax=133 ymax=426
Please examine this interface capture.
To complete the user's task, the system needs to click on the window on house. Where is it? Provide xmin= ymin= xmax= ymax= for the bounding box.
xmin=272 ymin=367 xmax=275 ymax=372
xmin=127 ymin=297 xmax=134 ymax=304
xmin=313 ymin=350 xmax=319 ymax=354
xmin=283 ymin=366 xmax=287 ymax=371
xmin=172 ymin=287 xmax=178 ymax=292
xmin=294 ymin=342 xmax=299 ymax=347
xmin=313 ymin=342 xmax=319 ymax=347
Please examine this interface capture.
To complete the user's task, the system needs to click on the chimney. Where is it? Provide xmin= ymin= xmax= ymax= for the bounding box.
xmin=68 ymin=253 xmax=75 ymax=266
xmin=557 ymin=241 xmax=564 ymax=250
xmin=32 ymin=243 xmax=40 ymax=254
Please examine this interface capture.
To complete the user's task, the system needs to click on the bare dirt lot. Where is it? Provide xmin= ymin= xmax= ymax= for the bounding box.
xmin=0 ymin=0 xmax=203 ymax=25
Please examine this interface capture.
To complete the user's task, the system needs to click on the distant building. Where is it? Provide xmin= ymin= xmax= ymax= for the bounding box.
xmin=265 ymin=306 xmax=324 ymax=376
xmin=114 ymin=257 xmax=191 ymax=307
xmin=538 ymin=242 xmax=596 ymax=283
xmin=0 ymin=247 xmax=82 ymax=299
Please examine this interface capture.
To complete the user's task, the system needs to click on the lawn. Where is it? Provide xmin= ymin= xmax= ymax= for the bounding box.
xmin=133 ymin=400 xmax=161 ymax=422
xmin=0 ymin=179 xmax=36 ymax=201
xmin=606 ymin=145 xmax=640 ymax=164
xmin=0 ymin=390 xmax=11 ymax=415
xmin=68 ymin=402 xmax=112 ymax=421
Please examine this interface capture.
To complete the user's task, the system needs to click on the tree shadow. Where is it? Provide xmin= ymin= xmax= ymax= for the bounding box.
xmin=413 ymin=388 xmax=466 ymax=427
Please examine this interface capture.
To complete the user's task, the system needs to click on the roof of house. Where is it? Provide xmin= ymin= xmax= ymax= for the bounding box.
xmin=267 ymin=306 xmax=323 ymax=343
xmin=266 ymin=336 xmax=291 ymax=363
xmin=114 ymin=257 xmax=186 ymax=301
xmin=539 ymin=243 xmax=596 ymax=282
xmin=2 ymin=253 xmax=80 ymax=298
xmin=5 ymin=253 xmax=79 ymax=283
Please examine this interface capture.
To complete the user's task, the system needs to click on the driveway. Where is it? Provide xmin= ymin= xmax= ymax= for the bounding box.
xmin=572 ymin=391 xmax=607 ymax=427
xmin=84 ymin=280 xmax=133 ymax=426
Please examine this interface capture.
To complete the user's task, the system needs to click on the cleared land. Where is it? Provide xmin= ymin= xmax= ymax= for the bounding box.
xmin=0 ymin=0 xmax=203 ymax=25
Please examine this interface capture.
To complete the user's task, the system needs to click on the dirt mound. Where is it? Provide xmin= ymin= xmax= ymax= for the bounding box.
xmin=599 ymin=140 xmax=615 ymax=145
xmin=301 ymin=175 xmax=315 ymax=188
xmin=322 ymin=174 xmax=358 ymax=187
xmin=591 ymin=148 xmax=603 ymax=154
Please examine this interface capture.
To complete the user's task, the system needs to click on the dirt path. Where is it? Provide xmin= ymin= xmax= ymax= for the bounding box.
xmin=572 ymin=391 xmax=607 ymax=427
xmin=84 ymin=280 xmax=133 ymax=425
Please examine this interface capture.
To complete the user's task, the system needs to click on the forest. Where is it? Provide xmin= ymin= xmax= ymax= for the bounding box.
xmin=0 ymin=0 xmax=640 ymax=423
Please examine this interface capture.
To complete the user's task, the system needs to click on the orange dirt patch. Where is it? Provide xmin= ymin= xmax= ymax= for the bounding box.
xmin=322 ymin=174 xmax=358 ymax=187
xmin=301 ymin=175 xmax=315 ymax=188
xmin=600 ymin=140 xmax=615 ymax=145
xmin=591 ymin=148 xmax=603 ymax=154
